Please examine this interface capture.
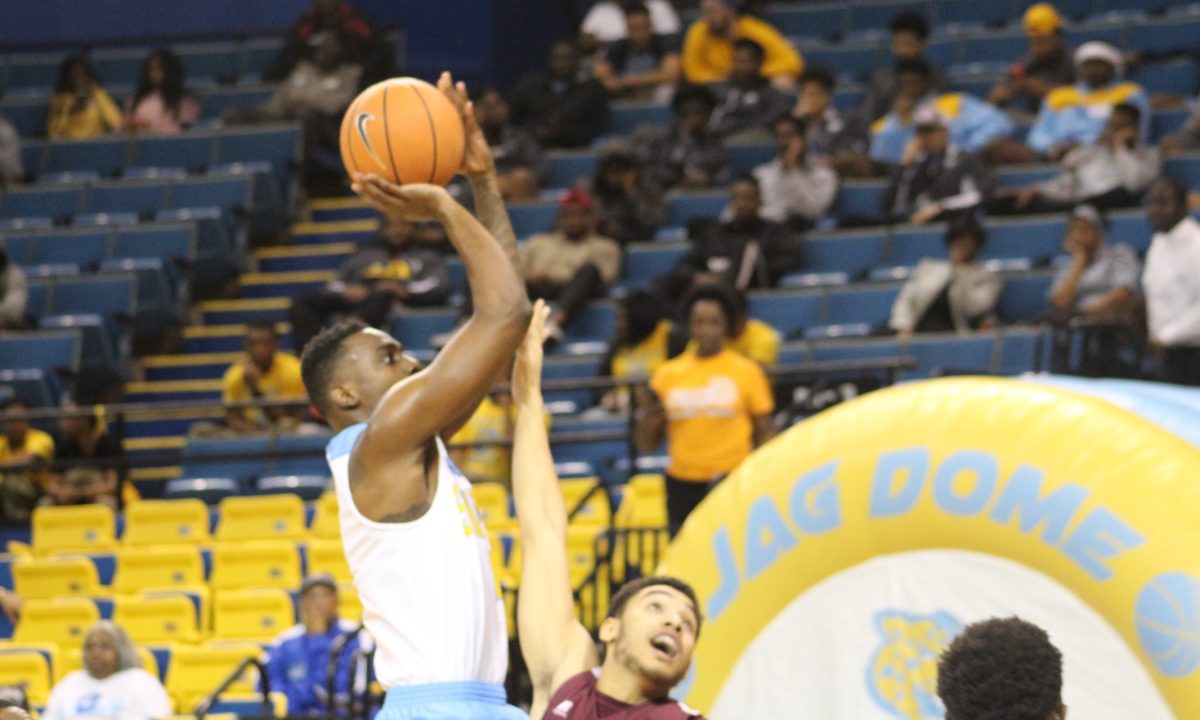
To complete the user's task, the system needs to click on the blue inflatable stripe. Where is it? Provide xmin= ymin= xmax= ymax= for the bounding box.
xmin=1021 ymin=375 xmax=1200 ymax=449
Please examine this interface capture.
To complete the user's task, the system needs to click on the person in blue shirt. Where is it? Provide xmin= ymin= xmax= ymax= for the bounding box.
xmin=266 ymin=573 xmax=364 ymax=717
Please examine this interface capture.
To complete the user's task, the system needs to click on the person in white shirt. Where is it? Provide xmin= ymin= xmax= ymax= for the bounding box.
xmin=1143 ymin=178 xmax=1200 ymax=386
xmin=581 ymin=0 xmax=681 ymax=44
xmin=42 ymin=622 xmax=171 ymax=720
xmin=748 ymin=114 xmax=838 ymax=229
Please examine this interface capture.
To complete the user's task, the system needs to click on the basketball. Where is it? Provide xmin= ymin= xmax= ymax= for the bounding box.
xmin=1135 ymin=572 xmax=1200 ymax=677
xmin=339 ymin=77 xmax=466 ymax=187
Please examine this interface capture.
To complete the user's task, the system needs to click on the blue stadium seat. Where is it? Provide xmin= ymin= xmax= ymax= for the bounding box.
xmin=73 ymin=212 xmax=140 ymax=228
xmin=129 ymin=134 xmax=215 ymax=173
xmin=268 ymin=434 xmax=333 ymax=478
xmin=822 ymin=285 xmax=901 ymax=328
xmin=958 ymin=31 xmax=1026 ymax=65
xmin=45 ymin=138 xmax=129 ymax=177
xmin=935 ymin=0 xmax=1014 ymax=29
xmin=809 ymin=338 xmax=900 ymax=362
xmin=1128 ymin=16 xmax=1200 ymax=52
xmin=91 ymin=50 xmax=146 ymax=87
xmin=214 ymin=125 xmax=301 ymax=165
xmin=997 ymin=328 xmax=1049 ymax=375
xmin=1 ymin=98 xmax=51 ymax=138
xmin=389 ymin=309 xmax=460 ymax=351
xmin=727 ymin=143 xmax=775 ymax=177
xmin=256 ymin=475 xmax=327 ymax=501
xmin=243 ymin=38 xmax=284 ymax=77
xmin=984 ymin=219 xmax=1065 ymax=263
xmin=19 ymin=140 xmax=45 ymax=179
xmin=801 ymin=44 xmax=881 ymax=82
xmin=1106 ymin=213 xmax=1151 ymax=253
xmin=509 ymin=202 xmax=558 ymax=238
xmin=24 ymin=279 xmax=50 ymax=318
xmin=167 ymin=176 xmax=253 ymax=212
xmin=181 ymin=436 xmax=272 ymax=486
xmin=112 ymin=224 xmax=196 ymax=285
xmin=5 ymin=54 xmax=62 ymax=92
xmin=543 ymin=356 xmax=603 ymax=409
xmin=546 ymin=153 xmax=597 ymax=190
xmin=1 ymin=185 xmax=84 ymax=222
xmin=996 ymin=272 xmax=1056 ymax=323
xmin=606 ymin=103 xmax=672 ymax=136
xmin=996 ymin=165 xmax=1059 ymax=188
xmin=199 ymin=85 xmax=277 ymax=118
xmin=1152 ymin=108 xmax=1189 ymax=143
xmin=832 ymin=182 xmax=885 ymax=223
xmin=846 ymin=0 xmax=932 ymax=32
xmin=887 ymin=226 xmax=944 ymax=266
xmin=804 ymin=232 xmax=885 ymax=277
xmin=666 ymin=192 xmax=725 ymax=226
xmin=85 ymin=182 xmax=169 ymax=217
xmin=39 ymin=314 xmax=117 ymax=377
xmin=1062 ymin=20 xmax=1125 ymax=49
xmin=766 ymin=5 xmax=845 ymax=39
xmin=173 ymin=43 xmax=242 ymax=82
xmin=50 ymin=274 xmax=137 ymax=332
xmin=747 ymin=290 xmax=822 ymax=338
xmin=23 ymin=230 xmax=110 ymax=270
xmin=904 ymin=335 xmax=996 ymax=378
xmin=0 ymin=368 xmax=61 ymax=408
xmin=1132 ymin=60 xmax=1198 ymax=96
xmin=565 ymin=302 xmax=615 ymax=343
xmin=164 ymin=477 xmax=241 ymax=504
xmin=98 ymin=258 xmax=173 ymax=330
xmin=0 ymin=329 xmax=80 ymax=379
xmin=621 ymin=243 xmax=685 ymax=289
xmin=1164 ymin=155 xmax=1200 ymax=187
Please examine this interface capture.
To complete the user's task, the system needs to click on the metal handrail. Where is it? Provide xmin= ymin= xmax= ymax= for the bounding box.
xmin=324 ymin=624 xmax=366 ymax=720
xmin=194 ymin=655 xmax=272 ymax=720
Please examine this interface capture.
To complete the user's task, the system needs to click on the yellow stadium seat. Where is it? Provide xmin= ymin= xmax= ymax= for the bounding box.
xmin=311 ymin=492 xmax=340 ymax=539
xmin=62 ymin=645 xmax=159 ymax=681
xmin=337 ymin=582 xmax=362 ymax=623
xmin=167 ymin=641 xmax=263 ymax=713
xmin=210 ymin=541 xmax=301 ymax=592
xmin=306 ymin=539 xmax=351 ymax=583
xmin=123 ymin=499 xmax=212 ymax=545
xmin=216 ymin=494 xmax=306 ymax=542
xmin=561 ymin=478 xmax=612 ymax=527
xmin=615 ymin=474 xmax=667 ymax=528
xmin=213 ymin=588 xmax=295 ymax=642
xmin=565 ymin=525 xmax=611 ymax=629
xmin=14 ymin=597 xmax=100 ymax=648
xmin=114 ymin=545 xmax=205 ymax=594
xmin=12 ymin=555 xmax=101 ymax=600
xmin=0 ymin=646 xmax=54 ymax=704
xmin=114 ymin=593 xmax=200 ymax=644
xmin=31 ymin=504 xmax=116 ymax=555
xmin=470 ymin=482 xmax=510 ymax=529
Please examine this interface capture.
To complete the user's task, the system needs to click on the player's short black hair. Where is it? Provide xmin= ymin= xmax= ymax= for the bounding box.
xmin=684 ymin=282 xmax=740 ymax=336
xmin=1112 ymin=101 xmax=1141 ymax=126
xmin=800 ymin=67 xmax=836 ymax=92
xmin=889 ymin=11 xmax=930 ymax=40
xmin=937 ymin=617 xmax=1063 ymax=720
xmin=733 ymin=37 xmax=766 ymax=63
xmin=300 ymin=318 xmax=368 ymax=416
xmin=607 ymin=576 xmax=703 ymax=635
xmin=624 ymin=2 xmax=651 ymax=18
xmin=246 ymin=319 xmax=278 ymax=338
xmin=894 ymin=57 xmax=933 ymax=80
xmin=672 ymin=83 xmax=717 ymax=114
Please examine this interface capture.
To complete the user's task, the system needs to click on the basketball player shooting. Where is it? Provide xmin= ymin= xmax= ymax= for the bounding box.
xmin=511 ymin=301 xmax=705 ymax=720
xmin=299 ymin=73 xmax=530 ymax=719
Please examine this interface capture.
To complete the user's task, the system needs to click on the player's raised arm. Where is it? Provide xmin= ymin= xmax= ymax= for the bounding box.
xmin=512 ymin=301 xmax=599 ymax=718
xmin=352 ymin=178 xmax=530 ymax=477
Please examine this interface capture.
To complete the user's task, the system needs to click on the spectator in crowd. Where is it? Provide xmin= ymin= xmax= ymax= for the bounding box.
xmin=662 ymin=176 xmax=801 ymax=300
xmin=472 ymin=88 xmax=546 ymax=202
xmin=674 ymin=286 xmax=781 ymax=367
xmin=581 ymin=0 xmax=680 ymax=45
xmin=0 ymin=398 xmax=54 ymax=524
xmin=290 ymin=217 xmax=451 ymax=353
xmin=792 ymin=67 xmax=872 ymax=178
xmin=0 ymin=707 xmax=30 ymax=720
xmin=988 ymin=4 xmax=1074 ymax=113
xmin=749 ymin=114 xmax=838 ymax=230
xmin=219 ymin=321 xmax=308 ymax=434
xmin=0 ymin=587 xmax=22 ymax=623
xmin=266 ymin=574 xmax=362 ymax=717
xmin=510 ymin=40 xmax=609 ymax=149
xmin=682 ymin=0 xmax=802 ymax=88
xmin=635 ymin=283 xmax=775 ymax=534
xmin=591 ymin=145 xmax=665 ymax=245
xmin=0 ymin=114 xmax=23 ymax=186
xmin=594 ymin=3 xmax=681 ymax=103
xmin=0 ymin=247 xmax=27 ymax=330
xmin=1143 ymin=178 xmax=1200 ymax=386
xmin=47 ymin=56 xmax=121 ymax=140
xmin=1048 ymin=204 xmax=1141 ymax=318
xmin=598 ymin=290 xmax=673 ymax=413
xmin=889 ymin=216 xmax=1002 ymax=337
xmin=449 ymin=363 xmax=550 ymax=485
xmin=937 ymin=617 xmax=1065 ymax=720
xmin=124 ymin=49 xmax=199 ymax=134
xmin=42 ymin=621 xmax=170 ymax=720
xmin=883 ymin=107 xmax=992 ymax=226
xmin=708 ymin=39 xmax=793 ymax=140
xmin=45 ymin=401 xmax=122 ymax=510
xmin=870 ymin=60 xmax=1013 ymax=167
xmin=39 ymin=467 xmax=117 ymax=511
xmin=635 ymin=84 xmax=730 ymax=192
xmin=1022 ymin=41 xmax=1150 ymax=161
xmin=860 ymin=12 xmax=947 ymax=123
xmin=521 ymin=190 xmax=622 ymax=341
xmin=992 ymin=103 xmax=1160 ymax=214
xmin=265 ymin=0 xmax=393 ymax=86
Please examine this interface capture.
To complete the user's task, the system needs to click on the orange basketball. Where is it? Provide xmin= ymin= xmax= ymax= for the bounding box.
xmin=339 ymin=77 xmax=466 ymax=187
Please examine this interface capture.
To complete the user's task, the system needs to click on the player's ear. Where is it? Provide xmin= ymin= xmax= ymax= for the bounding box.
xmin=331 ymin=382 xmax=359 ymax=411
xmin=598 ymin=616 xmax=620 ymax=644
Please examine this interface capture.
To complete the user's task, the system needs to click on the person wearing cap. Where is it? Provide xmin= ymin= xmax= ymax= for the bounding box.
xmin=682 ymin=0 xmax=802 ymax=88
xmin=265 ymin=573 xmax=363 ymax=718
xmin=1025 ymin=41 xmax=1149 ymax=160
xmin=708 ymin=38 xmax=793 ymax=141
xmin=860 ymin=11 xmax=948 ymax=123
xmin=1048 ymin=205 xmax=1141 ymax=319
xmin=883 ymin=106 xmax=993 ymax=226
xmin=520 ymin=190 xmax=622 ymax=341
xmin=634 ymin=84 xmax=730 ymax=192
xmin=1143 ymin=178 xmax=1200 ymax=386
xmin=992 ymin=102 xmax=1160 ymax=215
xmin=989 ymin=3 xmax=1074 ymax=113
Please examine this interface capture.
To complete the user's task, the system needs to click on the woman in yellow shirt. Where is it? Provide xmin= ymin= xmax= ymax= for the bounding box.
xmin=47 ymin=56 xmax=122 ymax=140
xmin=635 ymin=283 xmax=776 ymax=534
xmin=599 ymin=290 xmax=673 ymax=412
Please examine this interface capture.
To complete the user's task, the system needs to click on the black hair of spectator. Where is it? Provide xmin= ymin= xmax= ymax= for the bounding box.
xmin=889 ymin=11 xmax=930 ymax=41
xmin=800 ymin=67 xmax=836 ymax=92
xmin=55 ymin=55 xmax=99 ymax=94
xmin=1153 ymin=177 xmax=1190 ymax=207
xmin=1111 ymin=101 xmax=1141 ymax=127
xmin=773 ymin=113 xmax=806 ymax=136
xmin=595 ymin=149 xmax=640 ymax=196
xmin=132 ymin=49 xmax=188 ymax=113
xmin=684 ymin=283 xmax=740 ymax=335
xmin=945 ymin=215 xmax=986 ymax=248
xmin=937 ymin=617 xmax=1063 ymax=720
xmin=300 ymin=318 xmax=369 ymax=416
xmin=247 ymin=319 xmax=279 ymax=339
xmin=624 ymin=2 xmax=651 ymax=18
xmin=894 ymin=58 xmax=933 ymax=80
xmin=732 ymin=173 xmax=761 ymax=194
xmin=733 ymin=37 xmax=766 ymax=64
xmin=671 ymin=83 xmax=718 ymax=114
xmin=618 ymin=290 xmax=669 ymax=347
xmin=1 ymin=397 xmax=31 ymax=412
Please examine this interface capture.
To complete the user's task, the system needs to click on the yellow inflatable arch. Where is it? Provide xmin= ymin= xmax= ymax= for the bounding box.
xmin=661 ymin=377 xmax=1200 ymax=720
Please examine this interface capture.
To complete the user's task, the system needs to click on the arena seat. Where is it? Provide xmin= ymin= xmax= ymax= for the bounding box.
xmin=546 ymin=152 xmax=598 ymax=190
xmin=0 ymin=646 xmax=54 ymax=705
xmin=306 ymin=538 xmax=352 ymax=583
xmin=166 ymin=641 xmax=264 ymax=713
xmin=255 ymin=475 xmax=327 ymax=501
xmin=21 ymin=229 xmax=110 ymax=270
xmin=561 ymin=477 xmax=612 ymax=527
xmin=213 ymin=588 xmax=295 ymax=642
xmin=666 ymin=191 xmax=725 ymax=227
xmin=904 ymin=334 xmax=997 ymax=378
xmin=38 ymin=314 xmax=118 ymax=379
xmin=181 ymin=436 xmax=272 ymax=486
xmin=747 ymin=289 xmax=822 ymax=338
xmin=1132 ymin=59 xmax=1199 ymax=97
xmin=958 ymin=30 xmax=1026 ymax=65
xmin=766 ymin=4 xmax=845 ymax=39
xmin=727 ymin=142 xmax=775 ymax=177
xmin=31 ymin=504 xmax=115 ymax=555
xmin=113 ymin=545 xmax=206 ymax=594
xmin=60 ymin=645 xmax=160 ymax=683
xmin=801 ymin=43 xmax=881 ymax=82
xmin=1 ymin=97 xmax=51 ymax=138
xmin=215 ymin=494 xmax=306 ymax=542
xmin=469 ymin=482 xmax=511 ymax=529
xmin=167 ymin=176 xmax=253 ymax=214
xmin=210 ymin=541 xmax=302 ymax=592
xmin=45 ymin=138 xmax=130 ymax=177
xmin=337 ymin=583 xmax=362 ymax=624
xmin=12 ymin=555 xmax=102 ymax=600
xmin=508 ymin=201 xmax=558 ymax=238
xmin=983 ymin=219 xmax=1067 ymax=264
xmin=84 ymin=181 xmax=170 ymax=217
xmin=199 ymin=85 xmax=277 ymax=119
xmin=114 ymin=593 xmax=201 ymax=644
xmin=832 ymin=181 xmax=885 ymax=222
xmin=14 ymin=597 xmax=100 ymax=648
xmin=389 ymin=309 xmax=461 ymax=353
xmin=310 ymin=492 xmax=340 ymax=539
xmin=998 ymin=327 xmax=1050 ymax=375
xmin=821 ymin=284 xmax=902 ymax=329
xmin=805 ymin=232 xmax=886 ymax=277
xmin=1128 ymin=15 xmax=1200 ymax=52
xmin=621 ymin=243 xmax=686 ymax=289
xmin=112 ymin=223 xmax=197 ymax=286
xmin=49 ymin=273 xmax=137 ymax=336
xmin=996 ymin=272 xmax=1057 ymax=324
xmin=130 ymin=134 xmax=216 ymax=173
xmin=1164 ymin=154 xmax=1200 ymax=187
xmin=164 ymin=477 xmax=241 ymax=504
xmin=1 ymin=184 xmax=85 ymax=222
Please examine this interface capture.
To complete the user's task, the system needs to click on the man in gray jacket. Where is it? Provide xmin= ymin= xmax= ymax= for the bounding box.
xmin=289 ymin=216 xmax=450 ymax=353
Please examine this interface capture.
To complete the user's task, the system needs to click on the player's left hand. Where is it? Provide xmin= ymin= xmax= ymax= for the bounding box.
xmin=354 ymin=174 xmax=450 ymax=221
xmin=512 ymin=299 xmax=551 ymax=405
xmin=437 ymin=71 xmax=495 ymax=179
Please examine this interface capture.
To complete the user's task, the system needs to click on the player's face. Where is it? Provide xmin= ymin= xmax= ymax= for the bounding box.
xmin=610 ymin=587 xmax=699 ymax=690
xmin=83 ymin=627 xmax=120 ymax=679
xmin=337 ymin=329 xmax=422 ymax=414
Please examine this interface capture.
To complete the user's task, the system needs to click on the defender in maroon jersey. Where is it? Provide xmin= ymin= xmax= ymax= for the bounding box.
xmin=510 ymin=302 xmax=705 ymax=720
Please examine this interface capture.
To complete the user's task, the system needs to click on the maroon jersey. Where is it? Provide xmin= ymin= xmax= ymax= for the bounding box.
xmin=543 ymin=669 xmax=704 ymax=719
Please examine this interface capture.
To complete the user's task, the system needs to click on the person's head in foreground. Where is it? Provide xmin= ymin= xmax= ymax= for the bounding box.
xmin=945 ymin=215 xmax=986 ymax=266
xmin=1146 ymin=177 xmax=1189 ymax=235
xmin=937 ymin=616 xmax=1066 ymax=720
xmin=600 ymin=576 xmax=702 ymax=697
xmin=83 ymin=621 xmax=141 ymax=680
xmin=301 ymin=318 xmax=422 ymax=431
xmin=685 ymin=283 xmax=739 ymax=357
xmin=299 ymin=572 xmax=340 ymax=632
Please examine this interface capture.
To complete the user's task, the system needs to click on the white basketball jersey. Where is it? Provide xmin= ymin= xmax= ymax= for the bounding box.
xmin=327 ymin=423 xmax=508 ymax=689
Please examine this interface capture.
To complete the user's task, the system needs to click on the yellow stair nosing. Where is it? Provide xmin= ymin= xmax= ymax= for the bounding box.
xmin=124 ymin=436 xmax=188 ymax=451
xmin=239 ymin=271 xmax=334 ymax=285
xmin=308 ymin=197 xmax=370 ymax=211
xmin=129 ymin=466 xmax=183 ymax=481
xmin=254 ymin=242 xmax=356 ymax=259
xmin=125 ymin=379 xmax=224 ymax=393
xmin=291 ymin=219 xmax=379 ymax=234
xmin=140 ymin=352 xmax=243 ymax=368
xmin=197 ymin=298 xmax=291 ymax=312
xmin=183 ymin=322 xmax=291 ymax=338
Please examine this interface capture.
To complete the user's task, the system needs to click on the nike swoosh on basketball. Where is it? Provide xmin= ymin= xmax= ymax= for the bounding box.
xmin=356 ymin=112 xmax=389 ymax=171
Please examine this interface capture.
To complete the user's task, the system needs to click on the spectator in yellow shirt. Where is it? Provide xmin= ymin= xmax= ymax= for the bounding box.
xmin=636 ymin=284 xmax=775 ymax=533
xmin=449 ymin=362 xmax=551 ymax=485
xmin=0 ymin=397 xmax=56 ymax=523
xmin=682 ymin=0 xmax=802 ymax=88
xmin=599 ymin=290 xmax=673 ymax=412
xmin=47 ymin=56 xmax=122 ymax=140
xmin=221 ymin=321 xmax=308 ymax=434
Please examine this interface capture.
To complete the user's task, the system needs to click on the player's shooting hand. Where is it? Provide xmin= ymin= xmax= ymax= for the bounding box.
xmin=353 ymin=174 xmax=451 ymax=222
xmin=512 ymin=299 xmax=551 ymax=405
xmin=437 ymin=71 xmax=495 ymax=178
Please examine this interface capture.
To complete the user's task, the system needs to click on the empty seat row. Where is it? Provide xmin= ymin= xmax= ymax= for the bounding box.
xmin=0 ymin=174 xmax=253 ymax=224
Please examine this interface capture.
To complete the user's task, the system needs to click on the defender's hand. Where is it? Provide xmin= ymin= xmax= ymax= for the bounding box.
xmin=513 ymin=300 xmax=551 ymax=404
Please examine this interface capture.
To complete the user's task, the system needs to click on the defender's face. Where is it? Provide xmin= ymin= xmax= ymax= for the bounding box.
xmin=336 ymin=329 xmax=422 ymax=415
xmin=607 ymin=586 xmax=699 ymax=691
